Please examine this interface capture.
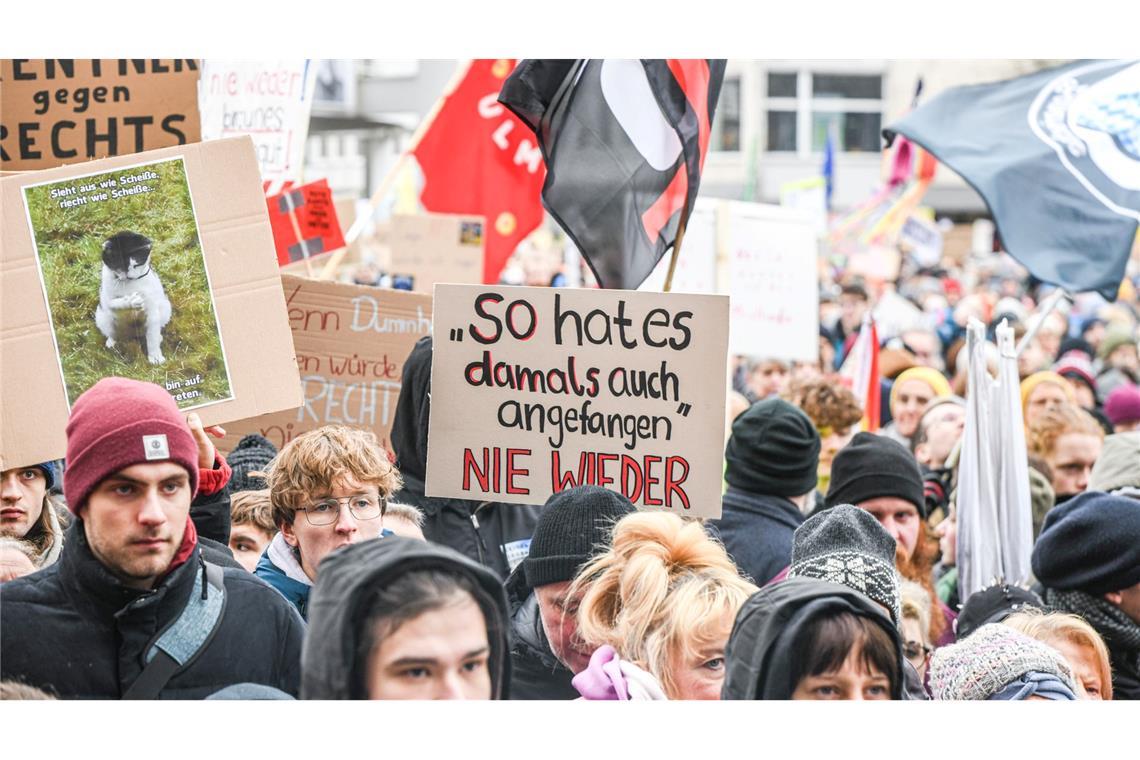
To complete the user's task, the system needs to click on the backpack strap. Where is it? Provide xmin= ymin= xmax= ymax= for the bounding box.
xmin=122 ymin=559 xmax=227 ymax=700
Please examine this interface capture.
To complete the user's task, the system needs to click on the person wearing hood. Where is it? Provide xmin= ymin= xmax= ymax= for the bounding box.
xmin=302 ymin=536 xmax=511 ymax=700
xmin=259 ymin=425 xmax=402 ymax=619
xmin=1032 ymin=490 xmax=1140 ymax=699
xmin=712 ymin=398 xmax=821 ymax=586
xmin=721 ymin=576 xmax=904 ymax=700
xmin=389 ymin=336 xmax=542 ymax=580
xmin=1 ymin=461 xmax=69 ymax=569
xmin=0 ymin=378 xmax=305 ymax=698
xmin=505 ymin=485 xmax=636 ymax=700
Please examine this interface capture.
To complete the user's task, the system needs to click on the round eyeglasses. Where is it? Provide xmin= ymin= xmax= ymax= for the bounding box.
xmin=296 ymin=493 xmax=386 ymax=526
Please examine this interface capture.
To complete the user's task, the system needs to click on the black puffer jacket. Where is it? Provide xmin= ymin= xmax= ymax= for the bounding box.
xmin=390 ymin=336 xmax=542 ymax=579
xmin=505 ymin=567 xmax=578 ymax=700
xmin=722 ymin=576 xmax=904 ymax=700
xmin=302 ymin=536 xmax=511 ymax=699
xmin=0 ymin=521 xmax=304 ymax=699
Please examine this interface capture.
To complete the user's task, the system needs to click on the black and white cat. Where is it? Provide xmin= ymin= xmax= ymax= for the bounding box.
xmin=95 ymin=231 xmax=172 ymax=365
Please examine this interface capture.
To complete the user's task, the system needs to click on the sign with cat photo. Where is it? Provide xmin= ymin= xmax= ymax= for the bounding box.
xmin=20 ymin=155 xmax=234 ymax=413
xmin=1 ymin=137 xmax=302 ymax=469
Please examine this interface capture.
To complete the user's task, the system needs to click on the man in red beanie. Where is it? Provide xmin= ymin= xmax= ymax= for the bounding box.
xmin=1 ymin=378 xmax=305 ymax=699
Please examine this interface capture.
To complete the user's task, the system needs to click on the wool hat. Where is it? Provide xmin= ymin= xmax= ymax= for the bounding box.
xmin=1088 ymin=432 xmax=1140 ymax=493
xmin=32 ymin=461 xmax=59 ymax=491
xmin=1097 ymin=324 xmax=1136 ymax=361
xmin=1031 ymin=490 xmax=1140 ymax=594
xmin=522 ymin=485 xmax=637 ymax=589
xmin=955 ymin=583 xmax=1045 ymax=639
xmin=824 ymin=432 xmax=926 ymax=517
xmin=1104 ymin=384 xmax=1140 ymax=426
xmin=788 ymin=503 xmax=901 ymax=624
xmin=929 ymin=623 xmax=1076 ymax=701
xmin=64 ymin=377 xmax=199 ymax=514
xmin=1053 ymin=352 xmax=1097 ymax=396
xmin=724 ymin=398 xmax=820 ymax=497
xmin=890 ymin=367 xmax=952 ymax=411
xmin=1019 ymin=371 xmax=1075 ymax=417
xmin=225 ymin=433 xmax=279 ymax=494
xmin=1057 ymin=337 xmax=1095 ymax=362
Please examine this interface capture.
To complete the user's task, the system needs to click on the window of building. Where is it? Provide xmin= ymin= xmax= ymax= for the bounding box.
xmin=711 ymin=77 xmax=741 ymax=152
xmin=764 ymin=68 xmax=884 ymax=157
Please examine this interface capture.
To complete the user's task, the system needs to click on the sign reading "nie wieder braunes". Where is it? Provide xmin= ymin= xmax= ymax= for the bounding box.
xmin=426 ymin=284 xmax=729 ymax=519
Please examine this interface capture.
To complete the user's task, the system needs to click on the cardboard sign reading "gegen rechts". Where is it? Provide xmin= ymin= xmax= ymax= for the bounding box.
xmin=426 ymin=284 xmax=729 ymax=518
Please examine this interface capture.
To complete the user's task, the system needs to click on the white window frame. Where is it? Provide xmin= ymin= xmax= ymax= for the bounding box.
xmin=764 ymin=66 xmax=884 ymax=159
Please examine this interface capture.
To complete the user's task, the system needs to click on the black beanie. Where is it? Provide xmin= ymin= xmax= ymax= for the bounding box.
xmin=522 ymin=485 xmax=637 ymax=589
xmin=1031 ymin=491 xmax=1140 ymax=595
xmin=824 ymin=432 xmax=926 ymax=517
xmin=225 ymin=434 xmax=279 ymax=495
xmin=724 ymin=398 xmax=820 ymax=497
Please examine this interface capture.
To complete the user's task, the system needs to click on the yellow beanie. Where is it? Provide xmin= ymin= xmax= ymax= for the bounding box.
xmin=890 ymin=367 xmax=952 ymax=411
xmin=1019 ymin=371 xmax=1075 ymax=417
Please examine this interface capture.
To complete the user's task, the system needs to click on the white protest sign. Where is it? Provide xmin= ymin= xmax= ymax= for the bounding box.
xmin=726 ymin=202 xmax=820 ymax=362
xmin=426 ymin=285 xmax=730 ymax=518
xmin=900 ymin=213 xmax=943 ymax=268
xmin=198 ymin=60 xmax=316 ymax=188
xmin=638 ymin=199 xmax=719 ymax=294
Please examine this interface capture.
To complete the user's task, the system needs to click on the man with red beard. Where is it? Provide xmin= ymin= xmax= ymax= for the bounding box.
xmin=0 ymin=378 xmax=305 ymax=698
xmin=824 ymin=432 xmax=956 ymax=646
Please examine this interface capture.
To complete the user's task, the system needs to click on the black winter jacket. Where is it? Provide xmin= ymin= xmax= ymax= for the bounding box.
xmin=390 ymin=336 xmax=541 ymax=580
xmin=0 ymin=522 xmax=305 ymax=699
xmin=712 ymin=488 xmax=805 ymax=586
xmin=505 ymin=568 xmax=578 ymax=700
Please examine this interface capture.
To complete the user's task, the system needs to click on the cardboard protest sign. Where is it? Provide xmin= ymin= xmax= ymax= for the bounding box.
xmin=266 ymin=179 xmax=346 ymax=266
xmin=198 ymin=60 xmax=316 ymax=189
xmin=426 ymin=285 xmax=730 ymax=518
xmin=638 ymin=199 xmax=719 ymax=294
xmin=1 ymin=59 xmax=202 ymax=171
xmin=218 ymin=275 xmax=432 ymax=456
xmin=1 ymin=137 xmax=302 ymax=469
xmin=21 ymin=156 xmax=233 ymax=410
xmin=726 ymin=202 xmax=820 ymax=363
xmin=389 ymin=213 xmax=485 ymax=292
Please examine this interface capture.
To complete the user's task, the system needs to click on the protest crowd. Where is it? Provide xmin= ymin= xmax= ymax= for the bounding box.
xmin=2 ymin=57 xmax=1140 ymax=705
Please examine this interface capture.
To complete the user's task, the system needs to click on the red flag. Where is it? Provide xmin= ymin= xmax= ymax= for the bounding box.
xmin=411 ymin=59 xmax=546 ymax=283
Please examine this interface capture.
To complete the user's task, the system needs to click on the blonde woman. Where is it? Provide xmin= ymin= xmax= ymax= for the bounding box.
xmin=1004 ymin=609 xmax=1114 ymax=700
xmin=567 ymin=512 xmax=758 ymax=700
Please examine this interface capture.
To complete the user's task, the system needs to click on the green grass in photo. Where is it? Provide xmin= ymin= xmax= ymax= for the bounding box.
xmin=23 ymin=157 xmax=232 ymax=410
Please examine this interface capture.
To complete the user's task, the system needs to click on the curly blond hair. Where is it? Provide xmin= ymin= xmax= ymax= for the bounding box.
xmin=265 ymin=425 xmax=402 ymax=527
xmin=784 ymin=377 xmax=863 ymax=434
xmin=568 ymin=512 xmax=757 ymax=699
xmin=1026 ymin=403 xmax=1104 ymax=459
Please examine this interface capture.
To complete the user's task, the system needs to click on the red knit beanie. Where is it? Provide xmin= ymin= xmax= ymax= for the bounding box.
xmin=65 ymin=377 xmax=200 ymax=514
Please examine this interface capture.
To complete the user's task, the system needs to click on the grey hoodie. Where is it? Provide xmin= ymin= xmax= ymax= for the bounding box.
xmin=301 ymin=536 xmax=511 ymax=699
xmin=1088 ymin=432 xmax=1140 ymax=494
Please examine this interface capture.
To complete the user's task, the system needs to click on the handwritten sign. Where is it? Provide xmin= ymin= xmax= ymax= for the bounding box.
xmin=266 ymin=179 xmax=346 ymax=265
xmin=389 ymin=213 xmax=485 ymax=292
xmin=198 ymin=60 xmax=315 ymax=188
xmin=1 ymin=59 xmax=201 ymax=171
xmin=426 ymin=284 xmax=730 ymax=518
xmin=218 ymin=275 xmax=432 ymax=456
xmin=726 ymin=202 xmax=819 ymax=362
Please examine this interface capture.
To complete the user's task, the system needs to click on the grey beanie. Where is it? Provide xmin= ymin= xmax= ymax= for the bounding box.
xmin=788 ymin=503 xmax=901 ymax=624
xmin=1088 ymin=432 xmax=1140 ymax=493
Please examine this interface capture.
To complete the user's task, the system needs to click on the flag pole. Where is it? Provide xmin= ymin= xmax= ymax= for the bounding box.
xmin=315 ymin=59 xmax=475 ymax=280
xmin=662 ymin=214 xmax=689 ymax=293
xmin=1014 ymin=288 xmax=1071 ymax=357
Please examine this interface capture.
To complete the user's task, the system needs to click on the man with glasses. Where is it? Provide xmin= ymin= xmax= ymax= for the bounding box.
xmin=259 ymin=426 xmax=403 ymax=619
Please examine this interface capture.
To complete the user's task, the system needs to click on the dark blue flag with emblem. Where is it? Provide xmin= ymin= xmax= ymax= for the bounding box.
xmin=885 ymin=60 xmax=1140 ymax=300
xmin=499 ymin=59 xmax=726 ymax=289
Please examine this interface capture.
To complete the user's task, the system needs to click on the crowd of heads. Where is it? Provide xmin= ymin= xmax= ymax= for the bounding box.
xmin=3 ymin=247 xmax=1140 ymax=703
